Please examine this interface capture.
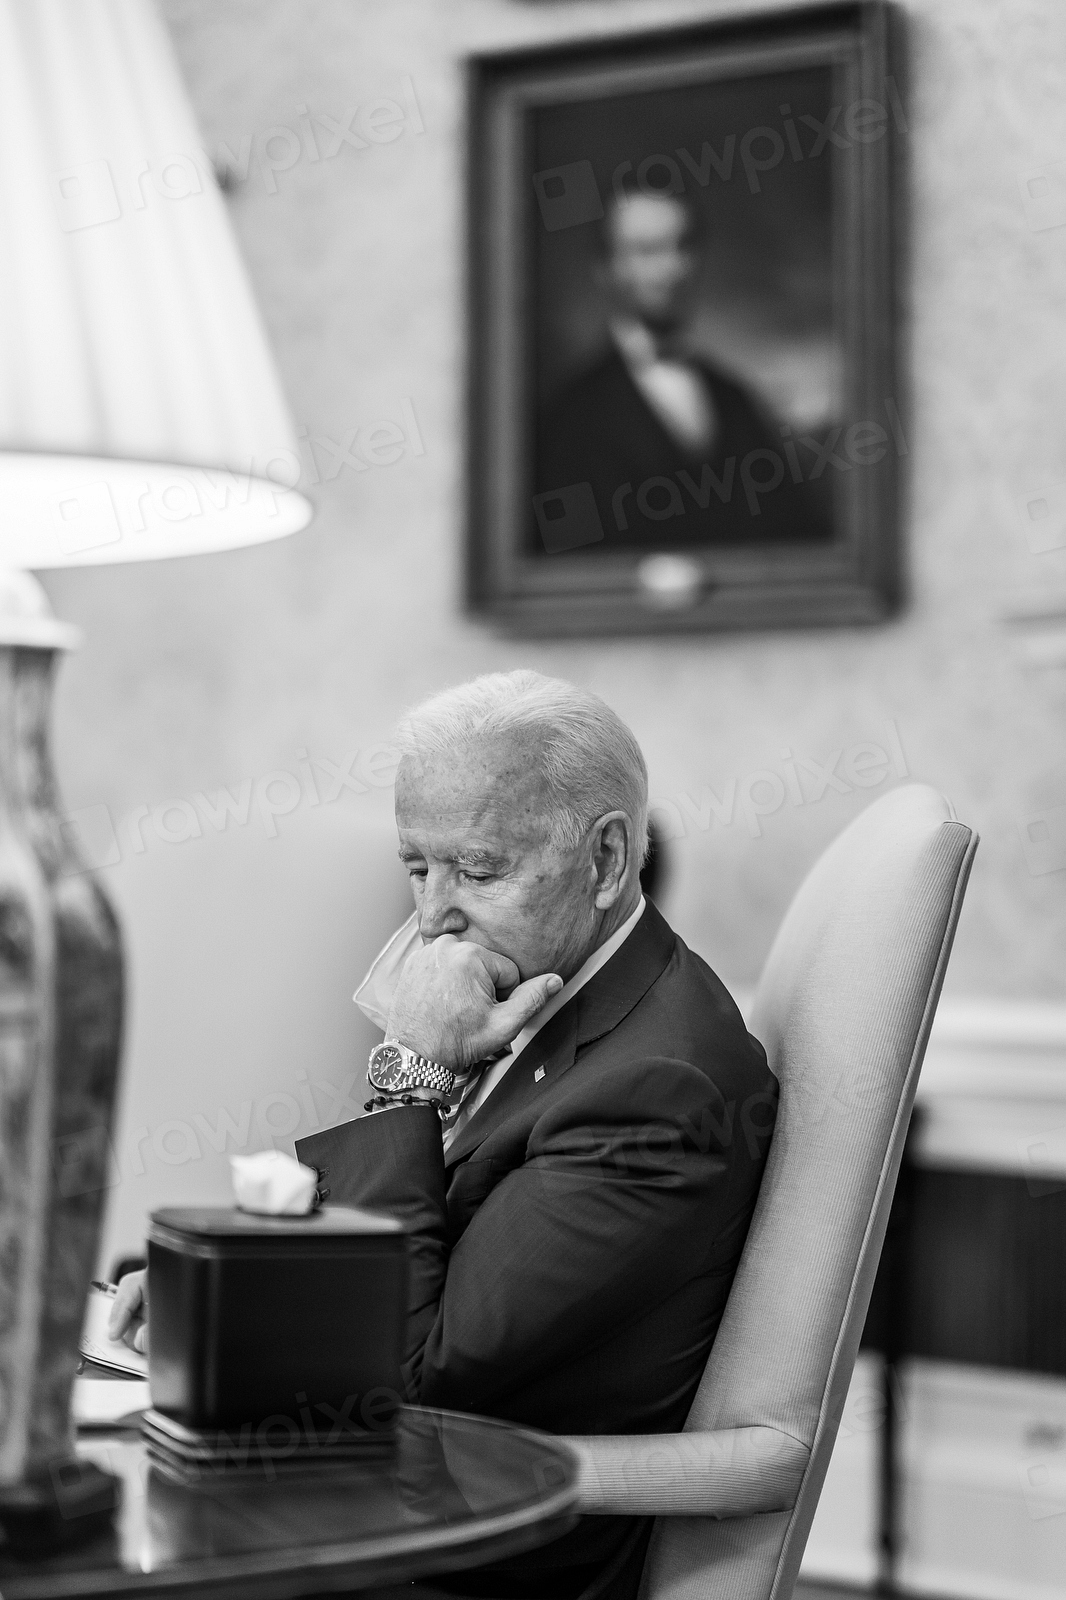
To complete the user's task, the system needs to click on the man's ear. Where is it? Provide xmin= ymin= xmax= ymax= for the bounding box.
xmin=591 ymin=812 xmax=632 ymax=909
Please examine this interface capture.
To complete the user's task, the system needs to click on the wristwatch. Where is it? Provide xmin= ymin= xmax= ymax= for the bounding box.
xmin=367 ymin=1040 xmax=456 ymax=1099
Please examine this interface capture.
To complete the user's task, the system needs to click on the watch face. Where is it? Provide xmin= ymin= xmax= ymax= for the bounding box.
xmin=370 ymin=1044 xmax=405 ymax=1090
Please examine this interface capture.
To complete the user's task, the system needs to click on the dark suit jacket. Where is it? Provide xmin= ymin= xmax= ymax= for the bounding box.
xmin=535 ymin=347 xmax=832 ymax=552
xmin=296 ymin=901 xmax=777 ymax=1600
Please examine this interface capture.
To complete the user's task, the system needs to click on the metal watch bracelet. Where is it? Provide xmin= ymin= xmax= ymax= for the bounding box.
xmin=367 ymin=1040 xmax=456 ymax=1097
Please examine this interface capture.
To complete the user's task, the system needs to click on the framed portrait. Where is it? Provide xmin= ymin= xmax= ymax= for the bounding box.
xmin=466 ymin=2 xmax=904 ymax=636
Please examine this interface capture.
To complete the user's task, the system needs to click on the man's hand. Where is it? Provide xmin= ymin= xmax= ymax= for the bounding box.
xmin=107 ymin=1270 xmax=148 ymax=1354
xmin=386 ymin=936 xmax=563 ymax=1070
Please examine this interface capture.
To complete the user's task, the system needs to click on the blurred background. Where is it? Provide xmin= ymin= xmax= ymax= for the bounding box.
xmin=33 ymin=1 xmax=1066 ymax=1594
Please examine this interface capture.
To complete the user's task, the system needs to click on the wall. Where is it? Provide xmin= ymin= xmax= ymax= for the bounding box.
xmin=40 ymin=0 xmax=1066 ymax=1264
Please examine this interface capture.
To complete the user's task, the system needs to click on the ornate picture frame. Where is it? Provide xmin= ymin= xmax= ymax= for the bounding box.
xmin=466 ymin=2 xmax=903 ymax=636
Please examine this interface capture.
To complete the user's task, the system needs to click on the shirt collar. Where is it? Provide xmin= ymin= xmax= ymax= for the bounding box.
xmin=499 ymin=896 xmax=646 ymax=1064
xmin=609 ymin=315 xmax=660 ymax=372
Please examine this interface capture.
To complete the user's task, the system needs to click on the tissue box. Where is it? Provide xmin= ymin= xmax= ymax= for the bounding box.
xmin=146 ymin=1205 xmax=407 ymax=1434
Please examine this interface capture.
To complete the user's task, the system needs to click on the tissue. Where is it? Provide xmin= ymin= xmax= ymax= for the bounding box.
xmin=230 ymin=1150 xmax=318 ymax=1216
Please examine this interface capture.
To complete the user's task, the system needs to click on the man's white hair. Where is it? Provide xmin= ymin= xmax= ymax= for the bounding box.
xmin=395 ymin=670 xmax=649 ymax=859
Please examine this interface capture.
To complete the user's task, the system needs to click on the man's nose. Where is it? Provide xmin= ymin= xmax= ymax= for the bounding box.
xmin=418 ymin=874 xmax=468 ymax=939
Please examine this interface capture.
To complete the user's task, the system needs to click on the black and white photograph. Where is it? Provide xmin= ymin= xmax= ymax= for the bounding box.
xmin=0 ymin=3 xmax=1064 ymax=1600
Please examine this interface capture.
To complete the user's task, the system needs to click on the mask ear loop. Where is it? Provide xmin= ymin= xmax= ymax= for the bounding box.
xmin=353 ymin=911 xmax=422 ymax=1027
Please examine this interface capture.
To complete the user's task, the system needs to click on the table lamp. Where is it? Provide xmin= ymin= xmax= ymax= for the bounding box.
xmin=0 ymin=0 xmax=312 ymax=1547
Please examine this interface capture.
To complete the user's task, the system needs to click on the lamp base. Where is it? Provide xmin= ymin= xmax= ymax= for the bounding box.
xmin=0 ymin=572 xmax=125 ymax=1547
xmin=0 ymin=1460 xmax=118 ymax=1556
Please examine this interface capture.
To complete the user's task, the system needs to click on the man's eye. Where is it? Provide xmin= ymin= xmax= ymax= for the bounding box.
xmin=406 ymin=867 xmax=427 ymax=879
xmin=460 ymin=871 xmax=492 ymax=883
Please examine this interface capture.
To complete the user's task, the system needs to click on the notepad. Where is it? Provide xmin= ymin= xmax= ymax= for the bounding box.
xmin=79 ymin=1280 xmax=148 ymax=1378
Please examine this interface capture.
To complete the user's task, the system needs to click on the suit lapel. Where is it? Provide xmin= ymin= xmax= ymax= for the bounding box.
xmin=444 ymin=1001 xmax=579 ymax=1168
xmin=572 ymin=897 xmax=676 ymax=1048
xmin=606 ymin=348 xmax=733 ymax=472
xmin=444 ymin=900 xmax=677 ymax=1169
xmin=607 ymin=349 xmax=700 ymax=469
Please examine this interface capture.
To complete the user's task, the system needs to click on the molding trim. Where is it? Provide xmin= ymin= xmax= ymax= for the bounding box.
xmin=916 ymin=999 xmax=1066 ymax=1177
xmin=734 ymin=991 xmax=1066 ymax=1177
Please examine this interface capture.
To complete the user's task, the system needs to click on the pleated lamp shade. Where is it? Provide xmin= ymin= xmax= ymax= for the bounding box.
xmin=0 ymin=0 xmax=313 ymax=570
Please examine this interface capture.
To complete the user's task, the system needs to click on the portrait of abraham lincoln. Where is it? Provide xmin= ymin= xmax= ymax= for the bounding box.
xmin=467 ymin=4 xmax=901 ymax=635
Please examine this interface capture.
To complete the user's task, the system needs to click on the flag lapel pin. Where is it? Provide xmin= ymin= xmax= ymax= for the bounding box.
xmin=534 ymin=1067 xmax=546 ymax=1083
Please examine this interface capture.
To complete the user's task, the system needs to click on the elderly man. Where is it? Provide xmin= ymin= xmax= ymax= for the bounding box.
xmin=114 ymin=670 xmax=777 ymax=1600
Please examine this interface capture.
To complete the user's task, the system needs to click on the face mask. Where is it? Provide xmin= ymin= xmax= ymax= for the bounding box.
xmin=353 ymin=912 xmax=421 ymax=1030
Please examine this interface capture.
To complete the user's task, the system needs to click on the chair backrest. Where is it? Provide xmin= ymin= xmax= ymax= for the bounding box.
xmin=640 ymin=784 xmax=977 ymax=1600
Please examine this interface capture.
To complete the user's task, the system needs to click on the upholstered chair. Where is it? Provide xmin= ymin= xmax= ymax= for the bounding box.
xmin=564 ymin=783 xmax=978 ymax=1600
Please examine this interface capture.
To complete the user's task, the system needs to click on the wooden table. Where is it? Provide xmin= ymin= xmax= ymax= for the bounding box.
xmin=0 ymin=1406 xmax=581 ymax=1599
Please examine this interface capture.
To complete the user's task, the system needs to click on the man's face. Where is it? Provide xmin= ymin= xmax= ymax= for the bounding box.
xmin=394 ymin=732 xmax=601 ymax=984
xmin=600 ymin=193 xmax=695 ymax=333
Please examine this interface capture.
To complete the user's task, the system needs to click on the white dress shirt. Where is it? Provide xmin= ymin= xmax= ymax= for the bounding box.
xmin=610 ymin=317 xmax=718 ymax=456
